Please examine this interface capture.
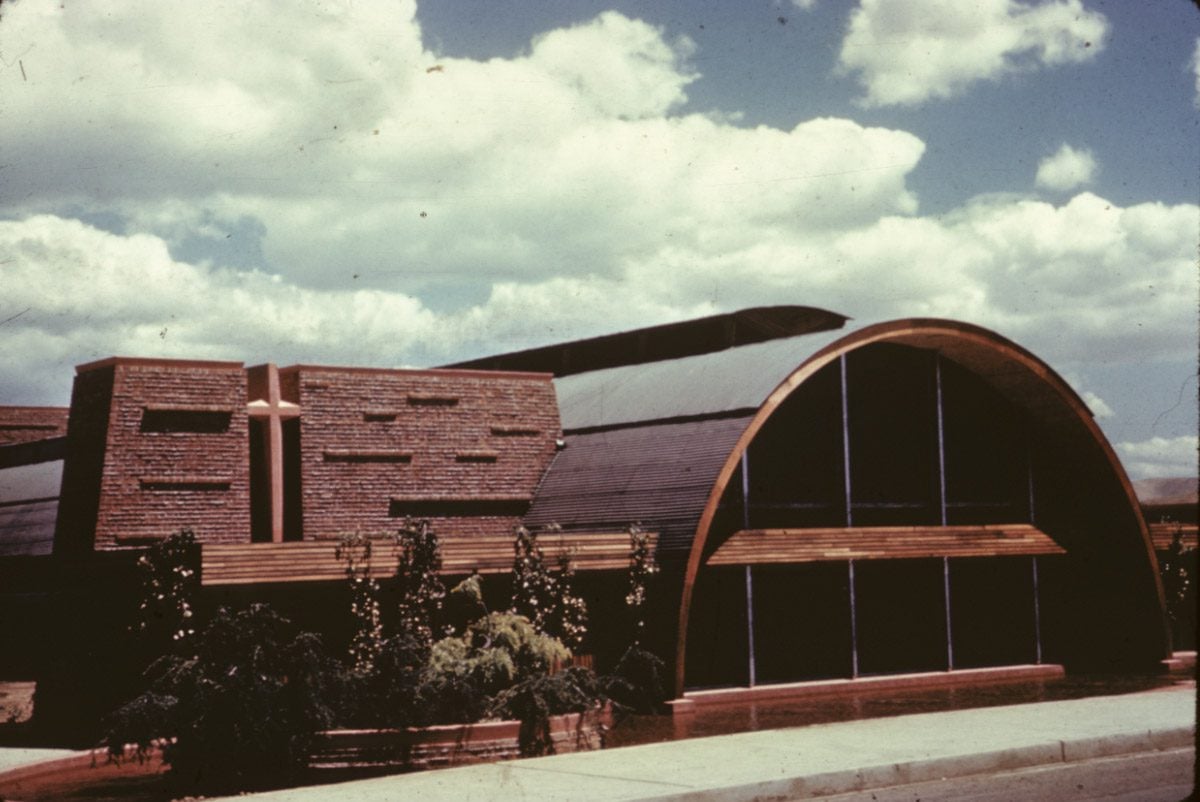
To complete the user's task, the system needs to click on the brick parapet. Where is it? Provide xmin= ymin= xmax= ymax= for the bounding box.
xmin=0 ymin=406 xmax=70 ymax=446
xmin=58 ymin=360 xmax=252 ymax=550
xmin=293 ymin=366 xmax=561 ymax=542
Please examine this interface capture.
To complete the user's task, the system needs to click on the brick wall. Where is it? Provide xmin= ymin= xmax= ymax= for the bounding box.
xmin=292 ymin=366 xmax=560 ymax=543
xmin=58 ymin=358 xmax=252 ymax=550
xmin=54 ymin=365 xmax=115 ymax=553
xmin=0 ymin=406 xmax=69 ymax=446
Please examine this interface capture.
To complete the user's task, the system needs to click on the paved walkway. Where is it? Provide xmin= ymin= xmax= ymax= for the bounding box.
xmin=0 ymin=746 xmax=76 ymax=774
xmin=222 ymin=686 xmax=1194 ymax=801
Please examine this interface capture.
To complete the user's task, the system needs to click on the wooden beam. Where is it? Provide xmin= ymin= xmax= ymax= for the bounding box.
xmin=201 ymin=530 xmax=655 ymax=586
xmin=706 ymin=523 xmax=1065 ymax=566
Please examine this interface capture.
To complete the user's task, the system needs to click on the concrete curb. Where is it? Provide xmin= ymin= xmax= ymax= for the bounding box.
xmin=646 ymin=726 xmax=1194 ymax=801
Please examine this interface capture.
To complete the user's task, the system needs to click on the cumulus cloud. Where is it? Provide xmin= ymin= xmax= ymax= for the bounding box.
xmin=1116 ymin=436 xmax=1199 ymax=480
xmin=0 ymin=0 xmax=1194 ymax=420
xmin=1192 ymin=37 xmax=1200 ymax=108
xmin=1035 ymin=144 xmax=1097 ymax=191
xmin=838 ymin=0 xmax=1108 ymax=106
xmin=1081 ymin=390 xmax=1114 ymax=419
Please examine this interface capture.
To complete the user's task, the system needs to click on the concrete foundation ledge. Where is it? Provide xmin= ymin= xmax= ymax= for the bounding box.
xmin=1162 ymin=650 xmax=1196 ymax=674
xmin=678 ymin=664 xmax=1066 ymax=710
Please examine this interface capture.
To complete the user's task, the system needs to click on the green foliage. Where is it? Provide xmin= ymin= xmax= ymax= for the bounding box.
xmin=510 ymin=525 xmax=558 ymax=632
xmin=444 ymin=573 xmax=488 ymax=634
xmin=1160 ymin=525 xmax=1196 ymax=629
xmin=132 ymin=529 xmax=199 ymax=649
xmin=625 ymin=523 xmax=658 ymax=647
xmin=335 ymin=533 xmax=383 ymax=675
xmin=549 ymin=553 xmax=588 ymax=652
xmin=603 ymin=645 xmax=666 ymax=714
xmin=510 ymin=524 xmax=589 ymax=651
xmin=350 ymin=633 xmax=431 ymax=728
xmin=425 ymin=611 xmax=569 ymax=703
xmin=103 ymin=604 xmax=346 ymax=793
xmin=491 ymin=666 xmax=608 ymax=756
xmin=393 ymin=518 xmax=447 ymax=646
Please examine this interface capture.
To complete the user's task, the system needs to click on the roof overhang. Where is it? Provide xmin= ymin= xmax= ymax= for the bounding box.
xmin=200 ymin=530 xmax=655 ymax=586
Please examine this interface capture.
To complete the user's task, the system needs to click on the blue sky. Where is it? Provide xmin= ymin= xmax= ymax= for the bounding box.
xmin=1 ymin=0 xmax=1197 ymax=479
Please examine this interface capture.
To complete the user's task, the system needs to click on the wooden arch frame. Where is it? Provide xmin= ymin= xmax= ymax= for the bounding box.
xmin=672 ymin=319 xmax=1167 ymax=696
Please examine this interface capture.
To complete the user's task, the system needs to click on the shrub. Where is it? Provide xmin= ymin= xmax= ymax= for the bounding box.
xmin=433 ymin=611 xmax=569 ymax=689
xmin=491 ymin=666 xmax=608 ymax=756
xmin=131 ymin=529 xmax=199 ymax=651
xmin=103 ymin=604 xmax=347 ymax=793
xmin=393 ymin=518 xmax=447 ymax=646
xmin=603 ymin=645 xmax=666 ymax=714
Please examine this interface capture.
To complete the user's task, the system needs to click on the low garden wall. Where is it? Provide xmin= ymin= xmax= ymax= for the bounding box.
xmin=308 ymin=704 xmax=612 ymax=771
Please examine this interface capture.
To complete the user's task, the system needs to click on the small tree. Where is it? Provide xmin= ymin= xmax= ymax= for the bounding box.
xmin=132 ymin=529 xmax=199 ymax=650
xmin=335 ymin=533 xmax=383 ymax=675
xmin=624 ymin=523 xmax=658 ymax=647
xmin=393 ymin=518 xmax=447 ymax=646
xmin=511 ymin=525 xmax=588 ymax=652
xmin=606 ymin=523 xmax=665 ymax=713
xmin=510 ymin=525 xmax=558 ymax=633
xmin=550 ymin=553 xmax=588 ymax=653
xmin=1160 ymin=525 xmax=1196 ymax=644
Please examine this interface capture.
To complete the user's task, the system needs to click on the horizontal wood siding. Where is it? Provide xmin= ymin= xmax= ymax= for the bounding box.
xmin=1149 ymin=522 xmax=1198 ymax=551
xmin=201 ymin=530 xmax=656 ymax=585
xmin=706 ymin=523 xmax=1064 ymax=565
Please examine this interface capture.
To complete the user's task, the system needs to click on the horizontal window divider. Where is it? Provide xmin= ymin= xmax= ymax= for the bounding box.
xmin=489 ymin=425 xmax=541 ymax=436
xmin=455 ymin=450 xmax=499 ymax=463
xmin=139 ymin=476 xmax=232 ymax=491
xmin=406 ymin=393 xmax=459 ymax=406
xmin=323 ymin=449 xmax=412 ymax=464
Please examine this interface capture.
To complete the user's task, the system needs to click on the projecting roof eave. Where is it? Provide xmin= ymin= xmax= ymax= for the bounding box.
xmin=446 ymin=305 xmax=848 ymax=378
xmin=554 ymin=317 xmax=1099 ymax=433
xmin=555 ymin=325 xmax=855 ymax=432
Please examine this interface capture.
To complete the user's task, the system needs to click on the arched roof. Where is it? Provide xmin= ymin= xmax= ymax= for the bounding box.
xmin=523 ymin=317 xmax=1167 ymax=694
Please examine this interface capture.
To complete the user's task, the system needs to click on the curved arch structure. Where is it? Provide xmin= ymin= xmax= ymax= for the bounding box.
xmin=671 ymin=319 xmax=1168 ymax=696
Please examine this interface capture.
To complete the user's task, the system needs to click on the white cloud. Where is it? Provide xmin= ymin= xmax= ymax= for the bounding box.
xmin=1192 ymin=37 xmax=1200 ymax=108
xmin=1081 ymin=390 xmax=1114 ymax=419
xmin=0 ymin=0 xmax=1194 ymax=423
xmin=1116 ymin=436 xmax=1199 ymax=480
xmin=0 ymin=1 xmax=925 ymax=296
xmin=1035 ymin=144 xmax=1097 ymax=191
xmin=838 ymin=0 xmax=1108 ymax=107
xmin=791 ymin=0 xmax=819 ymax=9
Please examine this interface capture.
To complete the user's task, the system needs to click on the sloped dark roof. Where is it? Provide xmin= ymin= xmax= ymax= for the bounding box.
xmin=447 ymin=305 xmax=847 ymax=377
xmin=524 ymin=416 xmax=751 ymax=560
xmin=0 ymin=460 xmax=63 ymax=557
xmin=0 ymin=498 xmax=58 ymax=556
xmin=527 ymin=326 xmax=857 ymax=559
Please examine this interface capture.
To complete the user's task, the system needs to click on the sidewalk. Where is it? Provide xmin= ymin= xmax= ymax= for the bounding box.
xmin=223 ymin=685 xmax=1195 ymax=801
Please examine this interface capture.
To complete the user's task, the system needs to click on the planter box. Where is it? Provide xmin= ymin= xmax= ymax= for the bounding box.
xmin=309 ymin=704 xmax=612 ymax=771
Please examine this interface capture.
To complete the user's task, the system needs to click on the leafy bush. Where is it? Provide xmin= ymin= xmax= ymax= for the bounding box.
xmin=421 ymin=611 xmax=569 ymax=724
xmin=132 ymin=529 xmax=199 ymax=650
xmin=492 ymin=666 xmax=608 ymax=756
xmin=103 ymin=604 xmax=347 ymax=793
xmin=603 ymin=645 xmax=667 ymax=714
